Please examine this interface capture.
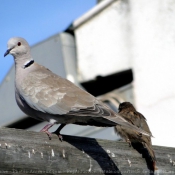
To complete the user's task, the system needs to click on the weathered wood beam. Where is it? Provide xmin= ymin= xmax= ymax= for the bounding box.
xmin=0 ymin=127 xmax=174 ymax=175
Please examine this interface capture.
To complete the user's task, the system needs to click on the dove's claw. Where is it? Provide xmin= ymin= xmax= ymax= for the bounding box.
xmin=57 ymin=133 xmax=63 ymax=141
xmin=53 ymin=124 xmax=66 ymax=141
xmin=52 ymin=132 xmax=63 ymax=141
xmin=44 ymin=131 xmax=52 ymax=140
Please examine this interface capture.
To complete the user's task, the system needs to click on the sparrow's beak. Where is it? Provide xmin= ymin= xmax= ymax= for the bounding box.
xmin=4 ymin=48 xmax=12 ymax=57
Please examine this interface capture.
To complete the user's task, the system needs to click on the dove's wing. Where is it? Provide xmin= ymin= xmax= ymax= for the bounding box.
xmin=20 ymin=66 xmax=97 ymax=115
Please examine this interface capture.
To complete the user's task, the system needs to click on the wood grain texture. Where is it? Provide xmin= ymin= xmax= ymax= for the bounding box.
xmin=0 ymin=127 xmax=174 ymax=175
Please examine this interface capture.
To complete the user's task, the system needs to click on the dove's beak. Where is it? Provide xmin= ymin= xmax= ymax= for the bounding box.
xmin=4 ymin=48 xmax=12 ymax=57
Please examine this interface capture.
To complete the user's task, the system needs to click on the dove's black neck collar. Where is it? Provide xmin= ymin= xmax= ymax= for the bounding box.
xmin=23 ymin=59 xmax=34 ymax=69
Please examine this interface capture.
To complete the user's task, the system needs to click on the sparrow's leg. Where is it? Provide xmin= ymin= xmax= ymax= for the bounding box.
xmin=126 ymin=138 xmax=132 ymax=147
xmin=53 ymin=124 xmax=66 ymax=141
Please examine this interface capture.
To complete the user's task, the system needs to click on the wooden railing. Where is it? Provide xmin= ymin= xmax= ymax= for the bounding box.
xmin=0 ymin=127 xmax=174 ymax=175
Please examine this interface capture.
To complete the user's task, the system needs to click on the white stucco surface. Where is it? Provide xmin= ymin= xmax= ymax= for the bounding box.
xmin=75 ymin=0 xmax=132 ymax=81
xmin=131 ymin=0 xmax=175 ymax=147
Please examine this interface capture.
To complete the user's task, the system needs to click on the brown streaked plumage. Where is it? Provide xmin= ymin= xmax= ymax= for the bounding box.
xmin=115 ymin=102 xmax=156 ymax=172
xmin=4 ymin=37 xmax=151 ymax=141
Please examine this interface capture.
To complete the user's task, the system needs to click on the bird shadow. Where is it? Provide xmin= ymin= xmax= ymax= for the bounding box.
xmin=62 ymin=135 xmax=122 ymax=175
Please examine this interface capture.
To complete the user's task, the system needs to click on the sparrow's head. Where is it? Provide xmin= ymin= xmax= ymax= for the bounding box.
xmin=118 ymin=102 xmax=135 ymax=112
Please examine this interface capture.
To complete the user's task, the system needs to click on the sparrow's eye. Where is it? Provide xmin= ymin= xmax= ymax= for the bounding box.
xmin=18 ymin=42 xmax=21 ymax=46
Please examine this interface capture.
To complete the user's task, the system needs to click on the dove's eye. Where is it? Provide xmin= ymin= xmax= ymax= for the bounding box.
xmin=18 ymin=42 xmax=21 ymax=46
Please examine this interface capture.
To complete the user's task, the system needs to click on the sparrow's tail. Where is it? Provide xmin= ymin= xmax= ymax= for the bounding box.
xmin=131 ymin=142 xmax=157 ymax=172
xmin=144 ymin=143 xmax=156 ymax=162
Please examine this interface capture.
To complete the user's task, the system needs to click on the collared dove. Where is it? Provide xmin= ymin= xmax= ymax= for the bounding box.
xmin=4 ymin=37 xmax=151 ymax=140
xmin=115 ymin=102 xmax=156 ymax=172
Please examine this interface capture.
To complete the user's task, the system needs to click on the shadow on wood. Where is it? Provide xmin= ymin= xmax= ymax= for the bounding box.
xmin=0 ymin=127 xmax=175 ymax=175
xmin=63 ymin=135 xmax=121 ymax=175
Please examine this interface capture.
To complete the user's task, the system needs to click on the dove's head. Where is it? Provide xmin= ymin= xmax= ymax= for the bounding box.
xmin=4 ymin=37 xmax=31 ymax=58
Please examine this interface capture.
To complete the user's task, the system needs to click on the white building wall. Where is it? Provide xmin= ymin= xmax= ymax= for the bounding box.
xmin=131 ymin=0 xmax=175 ymax=147
xmin=75 ymin=0 xmax=132 ymax=81
xmin=75 ymin=0 xmax=175 ymax=147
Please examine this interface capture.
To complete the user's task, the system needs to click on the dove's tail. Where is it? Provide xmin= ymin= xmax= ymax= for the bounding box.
xmin=85 ymin=102 xmax=152 ymax=137
xmin=107 ymin=112 xmax=152 ymax=137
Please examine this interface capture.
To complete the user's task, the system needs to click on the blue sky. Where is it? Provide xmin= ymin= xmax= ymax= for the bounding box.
xmin=1 ymin=0 xmax=96 ymax=83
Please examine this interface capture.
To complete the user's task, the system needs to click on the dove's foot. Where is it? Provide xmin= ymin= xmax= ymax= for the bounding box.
xmin=53 ymin=124 xmax=66 ymax=141
xmin=58 ymin=134 xmax=63 ymax=141
xmin=52 ymin=132 xmax=63 ymax=141
xmin=40 ymin=123 xmax=54 ymax=140
xmin=43 ymin=130 xmax=52 ymax=140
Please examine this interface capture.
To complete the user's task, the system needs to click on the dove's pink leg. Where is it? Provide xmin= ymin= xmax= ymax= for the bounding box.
xmin=40 ymin=123 xmax=54 ymax=140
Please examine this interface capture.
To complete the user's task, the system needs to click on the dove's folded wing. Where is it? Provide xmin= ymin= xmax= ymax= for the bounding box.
xmin=20 ymin=68 xmax=96 ymax=115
